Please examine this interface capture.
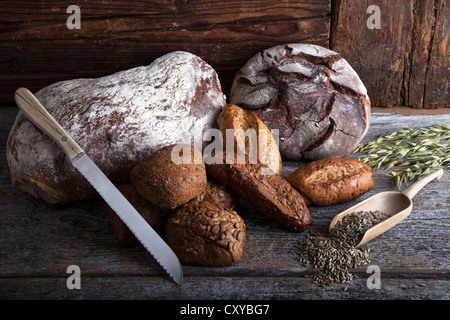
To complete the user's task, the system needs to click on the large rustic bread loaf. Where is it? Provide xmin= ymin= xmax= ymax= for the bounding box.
xmin=6 ymin=51 xmax=226 ymax=204
xmin=230 ymin=43 xmax=370 ymax=161
xmin=286 ymin=158 xmax=374 ymax=206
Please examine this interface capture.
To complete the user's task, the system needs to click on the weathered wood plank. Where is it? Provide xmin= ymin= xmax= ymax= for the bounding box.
xmin=405 ymin=0 xmax=449 ymax=109
xmin=1 ymin=276 xmax=449 ymax=300
xmin=331 ymin=0 xmax=412 ymax=108
xmin=0 ymin=0 xmax=330 ymax=104
xmin=0 ymin=0 xmax=331 ymax=25
xmin=0 ymin=170 xmax=448 ymax=277
xmin=421 ymin=0 xmax=449 ymax=109
xmin=0 ymin=18 xmax=330 ymax=100
xmin=331 ymin=0 xmax=449 ymax=109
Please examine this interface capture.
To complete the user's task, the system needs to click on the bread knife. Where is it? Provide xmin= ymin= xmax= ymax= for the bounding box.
xmin=14 ymin=87 xmax=183 ymax=285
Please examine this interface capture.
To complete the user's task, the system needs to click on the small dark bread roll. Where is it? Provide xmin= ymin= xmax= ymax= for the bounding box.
xmin=195 ymin=178 xmax=239 ymax=209
xmin=286 ymin=158 xmax=374 ymax=206
xmin=165 ymin=199 xmax=246 ymax=266
xmin=107 ymin=184 xmax=169 ymax=246
xmin=130 ymin=144 xmax=207 ymax=209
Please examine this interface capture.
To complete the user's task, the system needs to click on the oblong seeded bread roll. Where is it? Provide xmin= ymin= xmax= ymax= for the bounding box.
xmin=286 ymin=158 xmax=374 ymax=206
xmin=230 ymin=43 xmax=370 ymax=161
xmin=206 ymin=160 xmax=312 ymax=232
xmin=7 ymin=51 xmax=225 ymax=204
xmin=130 ymin=144 xmax=207 ymax=209
xmin=207 ymin=104 xmax=311 ymax=232
xmin=165 ymin=199 xmax=246 ymax=266
xmin=217 ymin=104 xmax=282 ymax=175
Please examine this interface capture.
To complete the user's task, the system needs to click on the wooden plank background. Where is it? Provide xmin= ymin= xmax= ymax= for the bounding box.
xmin=0 ymin=1 xmax=448 ymax=105
xmin=331 ymin=0 xmax=449 ymax=109
xmin=0 ymin=0 xmax=330 ymax=104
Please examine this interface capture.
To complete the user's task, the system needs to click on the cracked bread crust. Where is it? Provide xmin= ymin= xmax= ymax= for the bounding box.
xmin=230 ymin=43 xmax=370 ymax=160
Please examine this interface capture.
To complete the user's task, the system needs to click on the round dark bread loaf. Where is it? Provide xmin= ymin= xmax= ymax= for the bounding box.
xmin=230 ymin=43 xmax=370 ymax=160
xmin=7 ymin=51 xmax=225 ymax=204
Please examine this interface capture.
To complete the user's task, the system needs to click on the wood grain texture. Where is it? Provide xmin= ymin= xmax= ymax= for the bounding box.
xmin=1 ymin=1 xmax=447 ymax=109
xmin=0 ymin=107 xmax=449 ymax=299
xmin=0 ymin=0 xmax=330 ymax=103
xmin=331 ymin=0 xmax=449 ymax=109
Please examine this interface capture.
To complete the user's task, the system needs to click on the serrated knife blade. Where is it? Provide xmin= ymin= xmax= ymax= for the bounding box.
xmin=14 ymin=87 xmax=183 ymax=285
xmin=73 ymin=154 xmax=183 ymax=285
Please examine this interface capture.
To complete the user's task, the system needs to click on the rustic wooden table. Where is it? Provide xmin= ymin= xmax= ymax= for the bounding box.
xmin=0 ymin=107 xmax=449 ymax=300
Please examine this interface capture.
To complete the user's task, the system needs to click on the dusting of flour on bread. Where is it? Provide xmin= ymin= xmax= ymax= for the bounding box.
xmin=7 ymin=51 xmax=226 ymax=203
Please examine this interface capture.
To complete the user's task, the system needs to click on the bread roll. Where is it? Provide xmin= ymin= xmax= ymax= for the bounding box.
xmin=195 ymin=177 xmax=239 ymax=209
xmin=217 ymin=104 xmax=282 ymax=175
xmin=206 ymin=160 xmax=311 ymax=232
xmin=106 ymin=184 xmax=169 ymax=246
xmin=230 ymin=43 xmax=370 ymax=161
xmin=207 ymin=103 xmax=311 ymax=232
xmin=130 ymin=144 xmax=207 ymax=209
xmin=165 ymin=199 xmax=246 ymax=266
xmin=286 ymin=158 xmax=374 ymax=206
xmin=7 ymin=51 xmax=225 ymax=204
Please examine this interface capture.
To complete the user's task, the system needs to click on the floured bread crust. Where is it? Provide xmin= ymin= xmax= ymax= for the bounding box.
xmin=7 ymin=51 xmax=226 ymax=203
xmin=230 ymin=43 xmax=370 ymax=160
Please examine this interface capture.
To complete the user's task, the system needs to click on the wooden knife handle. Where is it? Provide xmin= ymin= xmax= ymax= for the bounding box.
xmin=14 ymin=87 xmax=84 ymax=162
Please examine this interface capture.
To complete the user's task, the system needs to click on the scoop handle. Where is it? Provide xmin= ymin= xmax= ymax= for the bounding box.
xmin=14 ymin=87 xmax=84 ymax=162
xmin=401 ymin=169 xmax=444 ymax=199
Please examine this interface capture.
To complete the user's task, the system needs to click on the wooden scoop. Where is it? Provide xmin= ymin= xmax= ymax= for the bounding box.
xmin=329 ymin=169 xmax=444 ymax=247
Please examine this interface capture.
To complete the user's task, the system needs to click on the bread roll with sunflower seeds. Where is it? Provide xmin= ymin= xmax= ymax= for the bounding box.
xmin=165 ymin=199 xmax=245 ymax=266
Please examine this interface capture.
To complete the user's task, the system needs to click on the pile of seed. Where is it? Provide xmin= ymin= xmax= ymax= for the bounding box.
xmin=297 ymin=210 xmax=391 ymax=286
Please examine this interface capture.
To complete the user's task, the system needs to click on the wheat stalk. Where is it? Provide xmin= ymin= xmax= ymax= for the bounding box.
xmin=354 ymin=125 xmax=450 ymax=188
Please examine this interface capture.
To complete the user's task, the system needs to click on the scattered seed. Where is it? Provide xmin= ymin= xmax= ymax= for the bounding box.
xmin=297 ymin=210 xmax=390 ymax=286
